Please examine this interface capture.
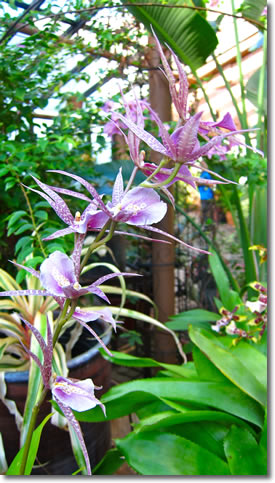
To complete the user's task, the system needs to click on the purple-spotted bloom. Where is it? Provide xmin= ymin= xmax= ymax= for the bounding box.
xmin=20 ymin=316 xmax=103 ymax=475
xmin=44 ymin=170 xmax=208 ymax=254
xmin=0 ymin=250 xmax=137 ymax=305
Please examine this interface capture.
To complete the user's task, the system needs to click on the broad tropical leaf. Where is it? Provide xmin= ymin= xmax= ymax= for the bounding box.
xmin=115 ymin=431 xmax=230 ymax=475
xmin=123 ymin=0 xmax=218 ymax=70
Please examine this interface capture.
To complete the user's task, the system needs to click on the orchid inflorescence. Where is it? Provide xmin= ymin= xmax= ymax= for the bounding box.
xmin=0 ymin=33 xmax=263 ymax=475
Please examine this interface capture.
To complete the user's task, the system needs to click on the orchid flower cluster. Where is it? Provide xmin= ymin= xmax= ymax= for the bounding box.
xmin=211 ymin=282 xmax=267 ymax=343
xmin=0 ymin=33 xmax=261 ymax=475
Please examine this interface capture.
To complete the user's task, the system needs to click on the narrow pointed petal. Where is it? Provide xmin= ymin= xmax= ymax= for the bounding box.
xmin=71 ymin=234 xmax=85 ymax=279
xmin=140 ymin=225 xmax=210 ymax=254
xmin=43 ymin=227 xmax=75 ymax=241
xmin=90 ymin=271 xmax=141 ymax=288
xmin=19 ymin=339 xmax=44 ymax=378
xmin=53 ymin=398 xmax=91 ymax=475
xmin=72 ymin=317 xmax=113 ymax=356
xmin=92 ymin=228 xmax=171 ymax=244
xmin=114 ymin=112 xmax=169 ymax=156
xmin=10 ymin=261 xmax=40 ymax=279
xmin=148 ymin=107 xmax=176 ymax=158
xmin=49 ymin=186 xmax=93 ymax=203
xmin=86 ymin=286 xmax=111 ymax=304
xmin=47 ymin=170 xmax=107 ymax=212
xmin=23 ymin=184 xmax=73 ymax=225
xmin=20 ymin=316 xmax=47 ymax=354
xmin=189 ymin=129 xmax=263 ymax=162
xmin=160 ymin=186 xmax=175 ymax=208
xmin=152 ymin=30 xmax=179 ymax=112
xmin=169 ymin=48 xmax=189 ymax=119
xmin=31 ymin=176 xmax=74 ymax=225
xmin=171 ymin=112 xmax=203 ymax=160
xmin=0 ymin=289 xmax=51 ymax=297
xmin=43 ymin=317 xmax=53 ymax=386
xmin=112 ymin=168 xmax=124 ymax=205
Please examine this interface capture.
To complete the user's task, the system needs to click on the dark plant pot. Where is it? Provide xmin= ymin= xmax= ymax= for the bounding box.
xmin=1 ymin=322 xmax=112 ymax=475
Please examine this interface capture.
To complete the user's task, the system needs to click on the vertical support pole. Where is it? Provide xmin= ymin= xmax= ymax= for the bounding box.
xmin=148 ymin=36 xmax=177 ymax=363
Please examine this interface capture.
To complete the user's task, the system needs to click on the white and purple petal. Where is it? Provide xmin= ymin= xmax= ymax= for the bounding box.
xmin=40 ymin=251 xmax=77 ymax=296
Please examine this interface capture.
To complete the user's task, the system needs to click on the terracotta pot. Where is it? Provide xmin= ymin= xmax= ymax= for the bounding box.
xmin=1 ymin=325 xmax=112 ymax=475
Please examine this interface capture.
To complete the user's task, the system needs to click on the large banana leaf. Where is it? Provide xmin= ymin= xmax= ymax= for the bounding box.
xmin=240 ymin=0 xmax=266 ymax=29
xmin=123 ymin=0 xmax=218 ymax=70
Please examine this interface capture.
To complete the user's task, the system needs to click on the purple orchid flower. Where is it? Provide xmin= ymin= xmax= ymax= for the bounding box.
xmin=44 ymin=170 xmax=209 ymax=254
xmin=20 ymin=316 xmax=103 ymax=475
xmin=24 ymin=175 xmax=107 ymax=242
xmin=52 ymin=376 xmax=105 ymax=475
xmin=0 ymin=251 xmax=138 ymax=305
xmin=114 ymin=107 xmax=252 ymax=174
xmin=46 ymin=168 xmax=167 ymax=226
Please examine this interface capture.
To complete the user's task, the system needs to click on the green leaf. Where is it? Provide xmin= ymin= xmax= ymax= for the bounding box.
xmin=224 ymin=425 xmax=267 ymax=475
xmin=99 ymin=348 xmax=195 ymax=378
xmin=0 ymin=433 xmax=8 ymax=474
xmin=189 ymin=327 xmax=267 ymax=407
xmin=76 ymin=378 xmax=264 ymax=428
xmin=92 ymin=448 xmax=124 ymax=475
xmin=228 ymin=340 xmax=267 ymax=392
xmin=115 ymin=431 xmax=230 ymax=475
xmin=35 ymin=210 xmax=48 ymax=221
xmin=192 ymin=345 xmax=229 ymax=383
xmin=15 ymin=236 xmax=33 ymax=255
xmin=7 ymin=211 xmax=28 ymax=228
xmin=20 ymin=313 xmax=46 ymax=448
xmin=123 ymin=0 xmax=218 ymax=70
xmin=208 ymin=250 xmax=241 ymax=310
xmin=134 ymin=409 xmax=253 ymax=438
xmin=241 ymin=0 xmax=266 ymax=28
xmin=6 ymin=412 xmax=53 ymax=475
xmin=14 ymin=224 xmax=33 ymax=236
xmin=167 ymin=309 xmax=220 ymax=330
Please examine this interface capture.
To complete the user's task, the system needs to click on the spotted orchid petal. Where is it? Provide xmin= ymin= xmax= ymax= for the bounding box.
xmin=47 ymin=170 xmax=107 ymax=213
xmin=140 ymin=225 xmax=210 ymax=255
xmin=117 ymin=186 xmax=167 ymax=225
xmin=0 ymin=289 xmax=51 ymax=297
xmin=43 ymin=227 xmax=76 ymax=241
xmin=20 ymin=316 xmax=52 ymax=388
xmin=199 ymin=112 xmax=237 ymax=134
xmin=152 ymin=30 xmax=184 ymax=119
xmin=10 ymin=260 xmax=40 ymax=279
xmin=40 ymin=251 xmax=77 ymax=297
xmin=114 ymin=111 xmax=169 ymax=156
xmin=52 ymin=376 xmax=105 ymax=413
xmin=30 ymin=176 xmax=74 ymax=226
xmin=112 ymin=168 xmax=124 ymax=206
xmin=171 ymin=112 xmax=203 ymax=161
xmin=72 ymin=314 xmax=113 ymax=356
xmin=92 ymin=228 xmax=171 ymax=244
xmin=71 ymin=234 xmax=86 ymax=279
xmin=52 ymin=396 xmax=92 ymax=475
xmin=49 ymin=186 xmax=93 ymax=203
xmin=147 ymin=107 xmax=176 ymax=158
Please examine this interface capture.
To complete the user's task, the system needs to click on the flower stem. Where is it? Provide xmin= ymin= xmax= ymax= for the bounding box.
xmin=80 ymin=219 xmax=116 ymax=272
xmin=53 ymin=299 xmax=77 ymax=346
xmin=141 ymin=162 xmax=181 ymax=189
xmin=140 ymin=158 xmax=168 ymax=186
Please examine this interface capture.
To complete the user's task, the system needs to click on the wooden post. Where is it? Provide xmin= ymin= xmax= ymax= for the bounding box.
xmin=148 ymin=36 xmax=178 ymax=363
